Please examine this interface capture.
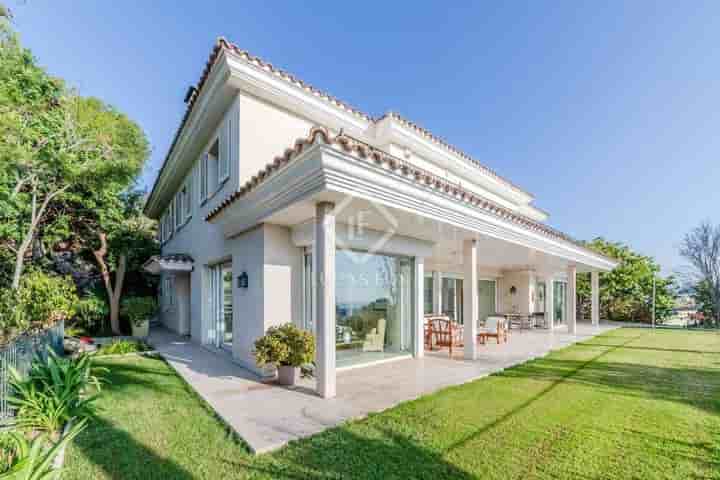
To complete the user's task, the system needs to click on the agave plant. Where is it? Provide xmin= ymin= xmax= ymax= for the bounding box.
xmin=8 ymin=349 xmax=105 ymax=436
xmin=0 ymin=418 xmax=87 ymax=479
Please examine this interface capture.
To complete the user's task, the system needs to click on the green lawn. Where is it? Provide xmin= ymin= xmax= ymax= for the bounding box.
xmin=65 ymin=328 xmax=720 ymax=479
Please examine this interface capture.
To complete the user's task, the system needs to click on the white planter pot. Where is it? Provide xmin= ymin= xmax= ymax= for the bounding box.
xmin=131 ymin=320 xmax=149 ymax=338
xmin=277 ymin=365 xmax=299 ymax=386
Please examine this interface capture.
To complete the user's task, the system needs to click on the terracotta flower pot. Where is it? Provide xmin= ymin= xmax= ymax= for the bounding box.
xmin=277 ymin=365 xmax=299 ymax=386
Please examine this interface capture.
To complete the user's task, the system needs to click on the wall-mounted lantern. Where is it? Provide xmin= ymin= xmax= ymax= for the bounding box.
xmin=237 ymin=272 xmax=248 ymax=289
xmin=509 ymin=285 xmax=517 ymax=296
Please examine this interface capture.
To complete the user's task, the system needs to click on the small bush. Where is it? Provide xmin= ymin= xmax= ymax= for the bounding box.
xmin=74 ymin=293 xmax=108 ymax=334
xmin=121 ymin=296 xmax=157 ymax=327
xmin=20 ymin=272 xmax=78 ymax=326
xmin=254 ymin=323 xmax=315 ymax=367
xmin=95 ymin=339 xmax=150 ymax=356
xmin=0 ymin=288 xmax=28 ymax=341
xmin=0 ymin=273 xmax=79 ymax=344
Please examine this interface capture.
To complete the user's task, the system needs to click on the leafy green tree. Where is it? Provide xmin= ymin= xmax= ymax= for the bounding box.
xmin=0 ymin=17 xmax=151 ymax=334
xmin=577 ymin=238 xmax=675 ymax=323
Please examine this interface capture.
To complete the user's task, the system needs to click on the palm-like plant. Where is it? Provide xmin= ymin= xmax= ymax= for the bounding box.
xmin=0 ymin=418 xmax=87 ymax=479
xmin=8 ymin=350 xmax=104 ymax=436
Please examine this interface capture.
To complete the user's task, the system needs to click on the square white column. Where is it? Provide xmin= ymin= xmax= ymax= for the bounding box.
xmin=567 ymin=265 xmax=577 ymax=334
xmin=413 ymin=257 xmax=425 ymax=358
xmin=315 ymin=202 xmax=336 ymax=398
xmin=544 ymin=276 xmax=555 ymax=329
xmin=591 ymin=271 xmax=600 ymax=326
xmin=463 ymin=239 xmax=479 ymax=360
xmin=432 ymin=271 xmax=442 ymax=314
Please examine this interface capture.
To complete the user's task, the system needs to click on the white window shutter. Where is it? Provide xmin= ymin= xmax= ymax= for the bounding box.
xmin=185 ymin=174 xmax=192 ymax=218
xmin=219 ymin=120 xmax=230 ymax=182
xmin=200 ymin=153 xmax=208 ymax=202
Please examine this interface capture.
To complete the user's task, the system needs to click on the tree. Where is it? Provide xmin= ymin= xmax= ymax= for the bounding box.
xmin=88 ymin=191 xmax=157 ymax=334
xmin=0 ymin=17 xmax=151 ymax=328
xmin=679 ymin=222 xmax=720 ymax=326
xmin=1 ymin=21 xmax=146 ymax=289
xmin=578 ymin=238 xmax=675 ymax=323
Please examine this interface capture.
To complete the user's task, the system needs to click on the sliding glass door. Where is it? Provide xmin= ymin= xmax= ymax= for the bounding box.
xmin=208 ymin=262 xmax=233 ymax=350
xmin=478 ymin=279 xmax=496 ymax=324
xmin=441 ymin=277 xmax=464 ymax=324
xmin=334 ymin=251 xmax=414 ymax=367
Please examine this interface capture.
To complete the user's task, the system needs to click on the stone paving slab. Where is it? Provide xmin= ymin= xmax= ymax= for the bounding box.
xmin=149 ymin=322 xmax=618 ymax=454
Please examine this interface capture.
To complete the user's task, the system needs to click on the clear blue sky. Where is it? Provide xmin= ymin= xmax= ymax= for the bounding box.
xmin=9 ymin=1 xmax=720 ymax=275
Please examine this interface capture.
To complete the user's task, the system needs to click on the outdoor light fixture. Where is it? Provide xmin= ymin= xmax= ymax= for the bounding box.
xmin=237 ymin=272 xmax=248 ymax=289
xmin=509 ymin=285 xmax=517 ymax=296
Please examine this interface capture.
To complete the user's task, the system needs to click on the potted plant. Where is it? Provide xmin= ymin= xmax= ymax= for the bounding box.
xmin=121 ymin=296 xmax=157 ymax=338
xmin=253 ymin=323 xmax=315 ymax=386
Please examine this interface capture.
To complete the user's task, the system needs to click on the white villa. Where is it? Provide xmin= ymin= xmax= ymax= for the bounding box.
xmin=143 ymin=38 xmax=617 ymax=399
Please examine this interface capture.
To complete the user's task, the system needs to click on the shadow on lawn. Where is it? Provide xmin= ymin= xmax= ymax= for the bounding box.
xmin=500 ymin=353 xmax=720 ymax=415
xmin=68 ymin=357 xmax=200 ymax=479
xmin=71 ymin=415 xmax=196 ymax=480
xmin=227 ymin=425 xmax=475 ymax=480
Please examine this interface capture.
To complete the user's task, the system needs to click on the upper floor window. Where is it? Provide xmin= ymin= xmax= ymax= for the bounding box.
xmin=183 ymin=174 xmax=192 ymax=220
xmin=174 ymin=192 xmax=183 ymax=228
xmin=200 ymin=138 xmax=220 ymax=204
xmin=219 ymin=119 xmax=231 ymax=182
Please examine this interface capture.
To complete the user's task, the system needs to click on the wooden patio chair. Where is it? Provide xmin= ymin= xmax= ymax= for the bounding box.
xmin=430 ymin=316 xmax=464 ymax=357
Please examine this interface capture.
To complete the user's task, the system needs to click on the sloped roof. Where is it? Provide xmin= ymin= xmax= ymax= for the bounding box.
xmin=147 ymin=38 xmax=535 ymax=211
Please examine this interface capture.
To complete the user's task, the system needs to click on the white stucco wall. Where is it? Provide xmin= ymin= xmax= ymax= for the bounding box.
xmin=238 ymin=92 xmax=315 ymax=185
xmin=228 ymin=224 xmax=303 ymax=374
xmin=498 ymin=271 xmax=533 ymax=314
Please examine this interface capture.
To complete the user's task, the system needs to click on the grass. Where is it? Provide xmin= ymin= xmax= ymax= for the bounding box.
xmin=64 ymin=328 xmax=720 ymax=479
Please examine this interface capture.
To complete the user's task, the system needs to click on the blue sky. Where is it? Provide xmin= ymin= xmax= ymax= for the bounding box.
xmin=9 ymin=1 xmax=720 ymax=275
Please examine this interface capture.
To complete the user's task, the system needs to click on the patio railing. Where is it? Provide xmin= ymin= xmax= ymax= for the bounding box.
xmin=0 ymin=321 xmax=64 ymax=425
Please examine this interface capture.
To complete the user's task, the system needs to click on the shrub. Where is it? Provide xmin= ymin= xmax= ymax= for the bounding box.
xmin=74 ymin=292 xmax=108 ymax=334
xmin=8 ymin=349 xmax=104 ymax=436
xmin=254 ymin=323 xmax=315 ymax=368
xmin=95 ymin=339 xmax=150 ymax=356
xmin=0 ymin=273 xmax=78 ymax=344
xmin=19 ymin=272 xmax=78 ymax=326
xmin=121 ymin=296 xmax=157 ymax=327
xmin=0 ymin=419 xmax=87 ymax=477
xmin=0 ymin=288 xmax=28 ymax=342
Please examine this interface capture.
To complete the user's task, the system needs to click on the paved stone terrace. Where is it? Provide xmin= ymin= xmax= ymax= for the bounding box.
xmin=149 ymin=322 xmax=618 ymax=454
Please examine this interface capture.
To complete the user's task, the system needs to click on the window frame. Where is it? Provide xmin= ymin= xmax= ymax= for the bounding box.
xmin=183 ymin=172 xmax=192 ymax=220
xmin=200 ymin=153 xmax=208 ymax=204
xmin=218 ymin=120 xmax=230 ymax=184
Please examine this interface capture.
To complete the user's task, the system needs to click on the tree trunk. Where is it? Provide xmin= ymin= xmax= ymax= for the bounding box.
xmin=11 ymin=185 xmax=68 ymax=290
xmin=93 ymin=233 xmax=126 ymax=335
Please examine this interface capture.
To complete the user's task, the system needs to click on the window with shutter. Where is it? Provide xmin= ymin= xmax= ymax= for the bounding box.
xmin=175 ymin=192 xmax=183 ymax=228
xmin=219 ymin=119 xmax=230 ymax=182
xmin=184 ymin=174 xmax=192 ymax=219
xmin=200 ymin=153 xmax=208 ymax=203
